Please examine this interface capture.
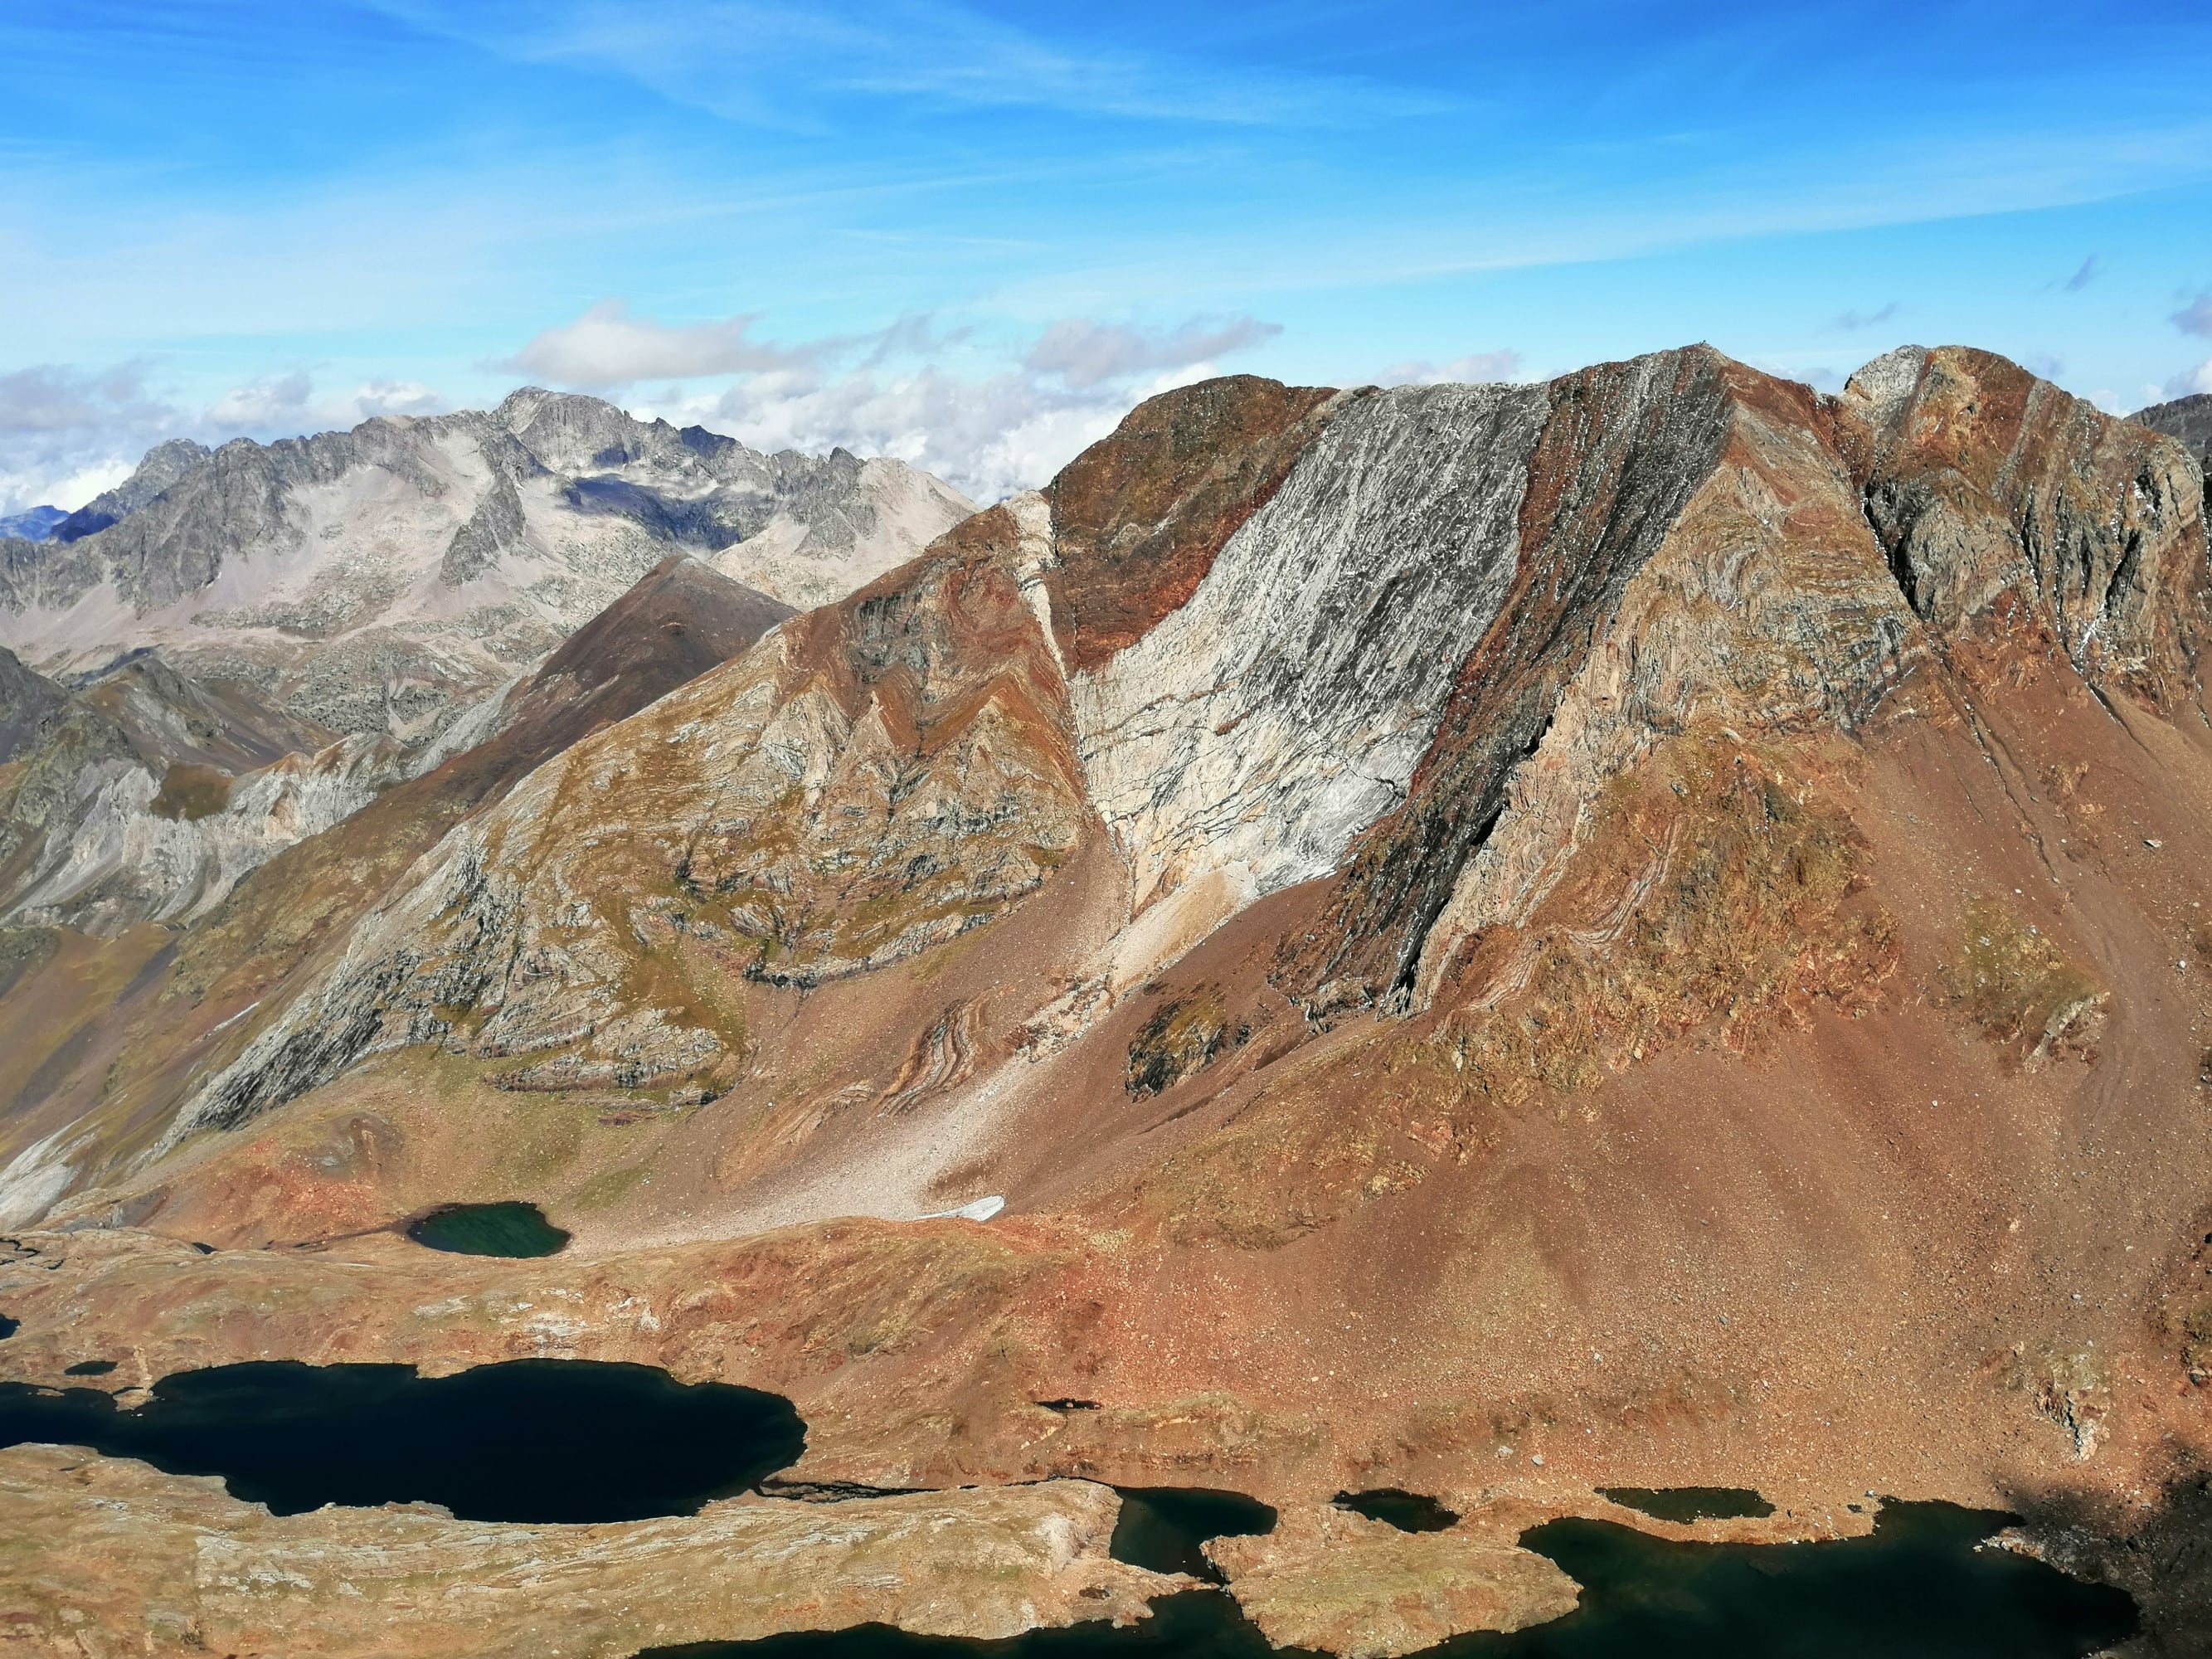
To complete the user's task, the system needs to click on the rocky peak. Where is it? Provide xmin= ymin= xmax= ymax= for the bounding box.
xmin=129 ymin=344 xmax=2212 ymax=1175
xmin=52 ymin=436 xmax=213 ymax=542
xmin=1838 ymin=345 xmax=2207 ymax=703
xmin=0 ymin=393 xmax=974 ymax=750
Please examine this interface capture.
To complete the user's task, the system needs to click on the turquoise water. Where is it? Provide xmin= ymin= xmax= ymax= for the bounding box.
xmin=405 ymin=1200 xmax=571 ymax=1257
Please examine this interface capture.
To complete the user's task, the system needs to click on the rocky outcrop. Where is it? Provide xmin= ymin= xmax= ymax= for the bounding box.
xmin=1206 ymin=1505 xmax=1580 ymax=1658
xmin=51 ymin=436 xmax=211 ymax=541
xmin=1043 ymin=374 xmax=1343 ymax=669
xmin=1071 ymin=381 xmax=1550 ymax=985
xmin=1842 ymin=348 xmax=2207 ymax=702
xmin=0 ymin=393 xmax=971 ymax=750
xmin=168 ymin=516 xmax=1080 ymax=1132
xmin=0 ymin=645 xmax=379 ymax=932
xmin=2132 ymin=389 xmax=2212 ymax=531
xmin=0 ymin=1445 xmax=1184 ymax=1657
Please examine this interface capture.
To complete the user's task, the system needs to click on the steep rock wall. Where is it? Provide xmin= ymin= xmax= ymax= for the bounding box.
xmin=1069 ymin=382 xmax=1548 ymax=979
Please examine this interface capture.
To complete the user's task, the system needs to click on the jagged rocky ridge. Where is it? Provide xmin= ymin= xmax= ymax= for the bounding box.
xmin=0 ymin=392 xmax=971 ymax=749
xmin=2136 ymin=391 xmax=2212 ymax=495
xmin=163 ymin=343 xmax=2206 ymax=1146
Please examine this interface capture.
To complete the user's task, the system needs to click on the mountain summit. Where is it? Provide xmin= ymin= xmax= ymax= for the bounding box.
xmin=0 ymin=393 xmax=973 ymax=747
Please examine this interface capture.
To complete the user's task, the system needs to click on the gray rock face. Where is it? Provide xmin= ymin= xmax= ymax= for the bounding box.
xmin=0 ymin=645 xmax=395 ymax=933
xmin=1071 ymin=383 xmax=1551 ymax=970
xmin=2135 ymin=392 xmax=2212 ymax=514
xmin=0 ymin=394 xmax=973 ymax=750
xmin=52 ymin=438 xmax=212 ymax=542
xmin=1845 ymin=348 xmax=2205 ymax=699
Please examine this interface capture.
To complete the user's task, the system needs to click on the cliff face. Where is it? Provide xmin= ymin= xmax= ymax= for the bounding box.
xmin=4 ymin=343 xmax=2211 ymax=1656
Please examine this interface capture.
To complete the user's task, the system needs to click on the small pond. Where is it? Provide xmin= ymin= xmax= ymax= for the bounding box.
xmin=639 ymin=1498 xmax=2136 ymax=1659
xmin=1597 ymin=1486 xmax=1774 ymax=1522
xmin=1108 ymin=1486 xmax=1279 ymax=1581
xmin=1333 ymin=1486 xmax=1461 ymax=1533
xmin=406 ymin=1200 xmax=571 ymax=1258
xmin=0 ymin=1357 xmax=802 ymax=1521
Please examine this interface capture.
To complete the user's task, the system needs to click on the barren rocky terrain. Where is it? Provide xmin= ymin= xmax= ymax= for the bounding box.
xmin=2 ymin=343 xmax=2209 ymax=1655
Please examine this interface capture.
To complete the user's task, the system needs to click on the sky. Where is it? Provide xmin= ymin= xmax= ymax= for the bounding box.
xmin=4 ymin=1 xmax=2212 ymax=513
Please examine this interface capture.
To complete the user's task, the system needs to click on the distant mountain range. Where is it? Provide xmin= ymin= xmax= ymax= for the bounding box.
xmin=0 ymin=392 xmax=971 ymax=934
xmin=0 ymin=391 xmax=973 ymax=748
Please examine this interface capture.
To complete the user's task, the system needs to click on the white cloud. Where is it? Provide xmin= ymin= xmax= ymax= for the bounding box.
xmin=45 ymin=460 xmax=136 ymax=512
xmin=207 ymin=370 xmax=316 ymax=428
xmin=0 ymin=362 xmax=457 ymax=515
xmin=501 ymin=299 xmax=818 ymax=388
xmin=0 ymin=362 xmax=181 ymax=515
xmin=2163 ymin=360 xmax=2212 ymax=399
xmin=1023 ymin=315 xmax=1281 ymax=389
xmin=0 ymin=361 xmax=171 ymax=438
xmin=665 ymin=364 xmax=1131 ymax=503
xmin=523 ymin=306 xmax=1289 ymax=501
xmin=1372 ymin=350 xmax=1524 ymax=387
xmin=4 ymin=304 xmax=1285 ymax=518
xmin=210 ymin=372 xmax=452 ymax=431
xmin=352 ymin=379 xmax=447 ymax=418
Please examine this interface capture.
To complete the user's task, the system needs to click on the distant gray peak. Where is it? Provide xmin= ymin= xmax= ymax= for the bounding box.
xmin=55 ymin=437 xmax=213 ymax=542
xmin=2132 ymin=391 xmax=2211 ymax=460
xmin=0 ymin=506 xmax=66 ymax=543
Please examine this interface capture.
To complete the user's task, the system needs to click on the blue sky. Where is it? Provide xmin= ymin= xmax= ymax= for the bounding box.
xmin=4 ymin=0 xmax=2212 ymax=509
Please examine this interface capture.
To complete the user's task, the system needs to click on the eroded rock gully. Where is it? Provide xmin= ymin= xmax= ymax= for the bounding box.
xmin=2 ymin=342 xmax=2210 ymax=1655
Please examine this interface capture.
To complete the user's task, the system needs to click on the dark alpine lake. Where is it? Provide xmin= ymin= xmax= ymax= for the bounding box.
xmin=0 ymin=1340 xmax=2139 ymax=1659
xmin=641 ymin=1491 xmax=2137 ymax=1659
xmin=1595 ymin=1485 xmax=1773 ymax=1522
xmin=0 ymin=1357 xmax=802 ymax=1521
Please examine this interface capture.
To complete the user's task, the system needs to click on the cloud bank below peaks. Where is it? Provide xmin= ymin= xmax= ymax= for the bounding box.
xmin=523 ymin=302 xmax=1288 ymax=503
xmin=0 ymin=362 xmax=454 ymax=516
